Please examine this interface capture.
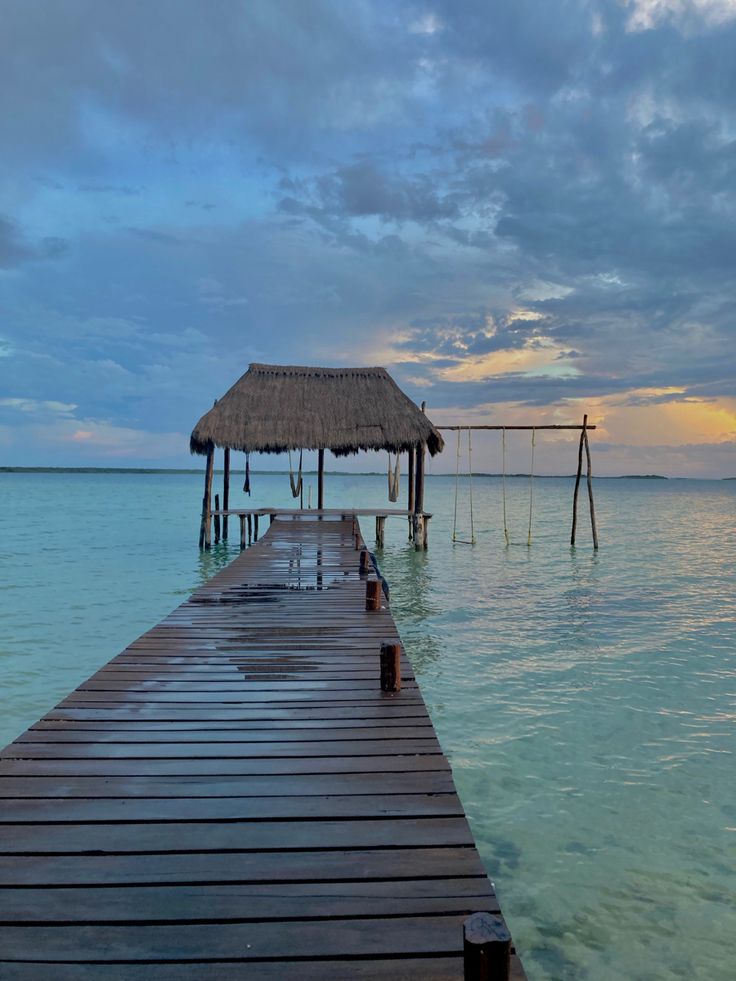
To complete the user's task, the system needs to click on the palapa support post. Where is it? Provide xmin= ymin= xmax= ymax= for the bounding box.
xmin=407 ymin=446 xmax=415 ymax=540
xmin=198 ymin=444 xmax=215 ymax=550
xmin=380 ymin=642 xmax=401 ymax=692
xmin=359 ymin=547 xmax=371 ymax=574
xmin=570 ymin=414 xmax=586 ymax=547
xmin=222 ymin=447 xmax=230 ymax=540
xmin=375 ymin=515 xmax=386 ymax=549
xmin=317 ymin=449 xmax=325 ymax=510
xmin=239 ymin=514 xmax=246 ymax=550
xmin=365 ymin=579 xmax=382 ymax=611
xmin=463 ymin=912 xmax=511 ymax=981
xmin=413 ymin=401 xmax=427 ymax=551
xmin=213 ymin=494 xmax=221 ymax=544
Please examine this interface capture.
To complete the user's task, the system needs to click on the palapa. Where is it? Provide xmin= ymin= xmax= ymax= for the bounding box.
xmin=190 ymin=363 xmax=444 ymax=457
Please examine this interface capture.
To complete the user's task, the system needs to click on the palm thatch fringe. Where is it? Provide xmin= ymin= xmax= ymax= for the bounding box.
xmin=190 ymin=363 xmax=444 ymax=457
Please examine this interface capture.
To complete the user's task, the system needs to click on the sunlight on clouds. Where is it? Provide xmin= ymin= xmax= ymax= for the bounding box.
xmin=435 ymin=337 xmax=581 ymax=381
xmin=569 ymin=390 xmax=736 ymax=446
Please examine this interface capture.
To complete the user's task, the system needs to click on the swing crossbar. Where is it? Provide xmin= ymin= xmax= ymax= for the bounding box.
xmin=439 ymin=424 xmax=596 ymax=430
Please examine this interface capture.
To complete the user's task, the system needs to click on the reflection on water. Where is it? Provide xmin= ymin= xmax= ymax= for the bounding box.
xmin=1 ymin=471 xmax=735 ymax=980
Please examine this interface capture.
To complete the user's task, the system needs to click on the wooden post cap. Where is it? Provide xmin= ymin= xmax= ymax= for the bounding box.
xmin=365 ymin=579 xmax=381 ymax=611
xmin=463 ymin=912 xmax=511 ymax=981
xmin=380 ymin=642 xmax=401 ymax=692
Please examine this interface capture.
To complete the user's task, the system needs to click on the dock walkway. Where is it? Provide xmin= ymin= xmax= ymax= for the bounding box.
xmin=0 ymin=516 xmax=523 ymax=979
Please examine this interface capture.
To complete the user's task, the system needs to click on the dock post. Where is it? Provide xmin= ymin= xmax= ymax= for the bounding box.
xmin=366 ymin=580 xmax=381 ymax=611
xmin=247 ymin=514 xmax=252 ymax=545
xmin=380 ymin=642 xmax=401 ymax=692
xmin=214 ymin=494 xmax=221 ymax=544
xmin=376 ymin=515 xmax=385 ymax=549
xmin=359 ymin=547 xmax=370 ymax=574
xmin=239 ymin=514 xmax=246 ymax=550
xmin=463 ymin=912 xmax=511 ymax=981
xmin=199 ymin=444 xmax=215 ymax=550
xmin=254 ymin=514 xmax=259 ymax=542
xmin=222 ymin=447 xmax=230 ymax=540
xmin=318 ymin=448 xmax=325 ymax=509
xmin=407 ymin=446 xmax=415 ymax=540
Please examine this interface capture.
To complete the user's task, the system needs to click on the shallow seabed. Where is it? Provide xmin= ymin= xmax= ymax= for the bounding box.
xmin=1 ymin=471 xmax=734 ymax=980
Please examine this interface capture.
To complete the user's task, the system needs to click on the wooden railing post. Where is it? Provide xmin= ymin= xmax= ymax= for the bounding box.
xmin=463 ymin=912 xmax=511 ymax=981
xmin=365 ymin=580 xmax=381 ymax=611
xmin=380 ymin=642 xmax=401 ymax=692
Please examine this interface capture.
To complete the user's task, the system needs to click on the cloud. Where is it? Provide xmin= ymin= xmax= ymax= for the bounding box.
xmin=0 ymin=1 xmax=734 ymax=474
xmin=0 ymin=215 xmax=69 ymax=267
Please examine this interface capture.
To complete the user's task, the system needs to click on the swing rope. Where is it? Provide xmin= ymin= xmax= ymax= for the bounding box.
xmin=527 ymin=428 xmax=535 ymax=546
xmin=288 ymin=449 xmax=303 ymax=498
xmin=501 ymin=428 xmax=510 ymax=546
xmin=387 ymin=451 xmax=400 ymax=503
xmin=452 ymin=428 xmax=476 ymax=544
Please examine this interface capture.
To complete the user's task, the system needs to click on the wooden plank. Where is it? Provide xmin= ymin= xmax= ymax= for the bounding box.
xmin=0 ymin=914 xmax=501 ymax=960
xmin=0 ymin=792 xmax=464 ymax=823
xmin=0 ymin=817 xmax=474 ymax=855
xmin=0 ymin=878 xmax=498 ymax=922
xmin=0 ymin=846 xmax=487 ymax=886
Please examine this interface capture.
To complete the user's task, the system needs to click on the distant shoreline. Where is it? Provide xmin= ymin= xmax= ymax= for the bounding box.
xmin=1 ymin=467 xmax=731 ymax=480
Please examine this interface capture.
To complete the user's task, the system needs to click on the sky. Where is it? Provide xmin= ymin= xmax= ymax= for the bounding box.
xmin=0 ymin=0 xmax=734 ymax=477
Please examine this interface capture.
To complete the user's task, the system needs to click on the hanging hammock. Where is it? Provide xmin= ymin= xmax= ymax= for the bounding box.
xmin=288 ymin=449 xmax=303 ymax=498
xmin=452 ymin=428 xmax=476 ymax=545
xmin=243 ymin=452 xmax=251 ymax=495
xmin=501 ymin=428 xmax=535 ymax=546
xmin=387 ymin=452 xmax=400 ymax=503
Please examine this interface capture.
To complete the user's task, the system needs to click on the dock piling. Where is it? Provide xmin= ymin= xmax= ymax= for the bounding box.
xmin=380 ymin=642 xmax=401 ymax=692
xmin=463 ymin=911 xmax=512 ymax=981
xmin=365 ymin=579 xmax=381 ymax=610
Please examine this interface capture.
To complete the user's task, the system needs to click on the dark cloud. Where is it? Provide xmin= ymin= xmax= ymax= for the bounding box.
xmin=0 ymin=215 xmax=68 ymax=267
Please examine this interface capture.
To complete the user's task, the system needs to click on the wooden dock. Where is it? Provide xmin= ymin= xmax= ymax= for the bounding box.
xmin=0 ymin=516 xmax=524 ymax=979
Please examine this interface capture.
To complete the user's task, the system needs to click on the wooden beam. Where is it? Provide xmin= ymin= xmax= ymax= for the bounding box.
xmin=439 ymin=424 xmax=596 ymax=431
xmin=584 ymin=426 xmax=599 ymax=550
xmin=570 ymin=415 xmax=586 ymax=547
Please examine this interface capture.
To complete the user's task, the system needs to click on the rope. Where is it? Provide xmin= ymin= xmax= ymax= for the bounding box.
xmin=468 ymin=428 xmax=476 ymax=544
xmin=452 ymin=428 xmax=476 ymax=544
xmin=527 ymin=428 xmax=535 ymax=546
xmin=502 ymin=428 xmax=510 ymax=546
xmin=288 ymin=449 xmax=303 ymax=498
xmin=452 ymin=431 xmax=460 ymax=542
xmin=387 ymin=452 xmax=400 ymax=502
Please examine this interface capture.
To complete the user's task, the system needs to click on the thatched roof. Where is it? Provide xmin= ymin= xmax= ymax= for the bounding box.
xmin=190 ymin=363 xmax=444 ymax=457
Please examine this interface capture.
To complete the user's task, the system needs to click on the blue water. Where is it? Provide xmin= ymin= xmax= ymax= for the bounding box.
xmin=1 ymin=471 xmax=734 ymax=980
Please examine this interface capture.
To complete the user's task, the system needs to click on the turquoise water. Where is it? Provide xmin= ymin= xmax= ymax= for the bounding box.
xmin=1 ymin=471 xmax=734 ymax=980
